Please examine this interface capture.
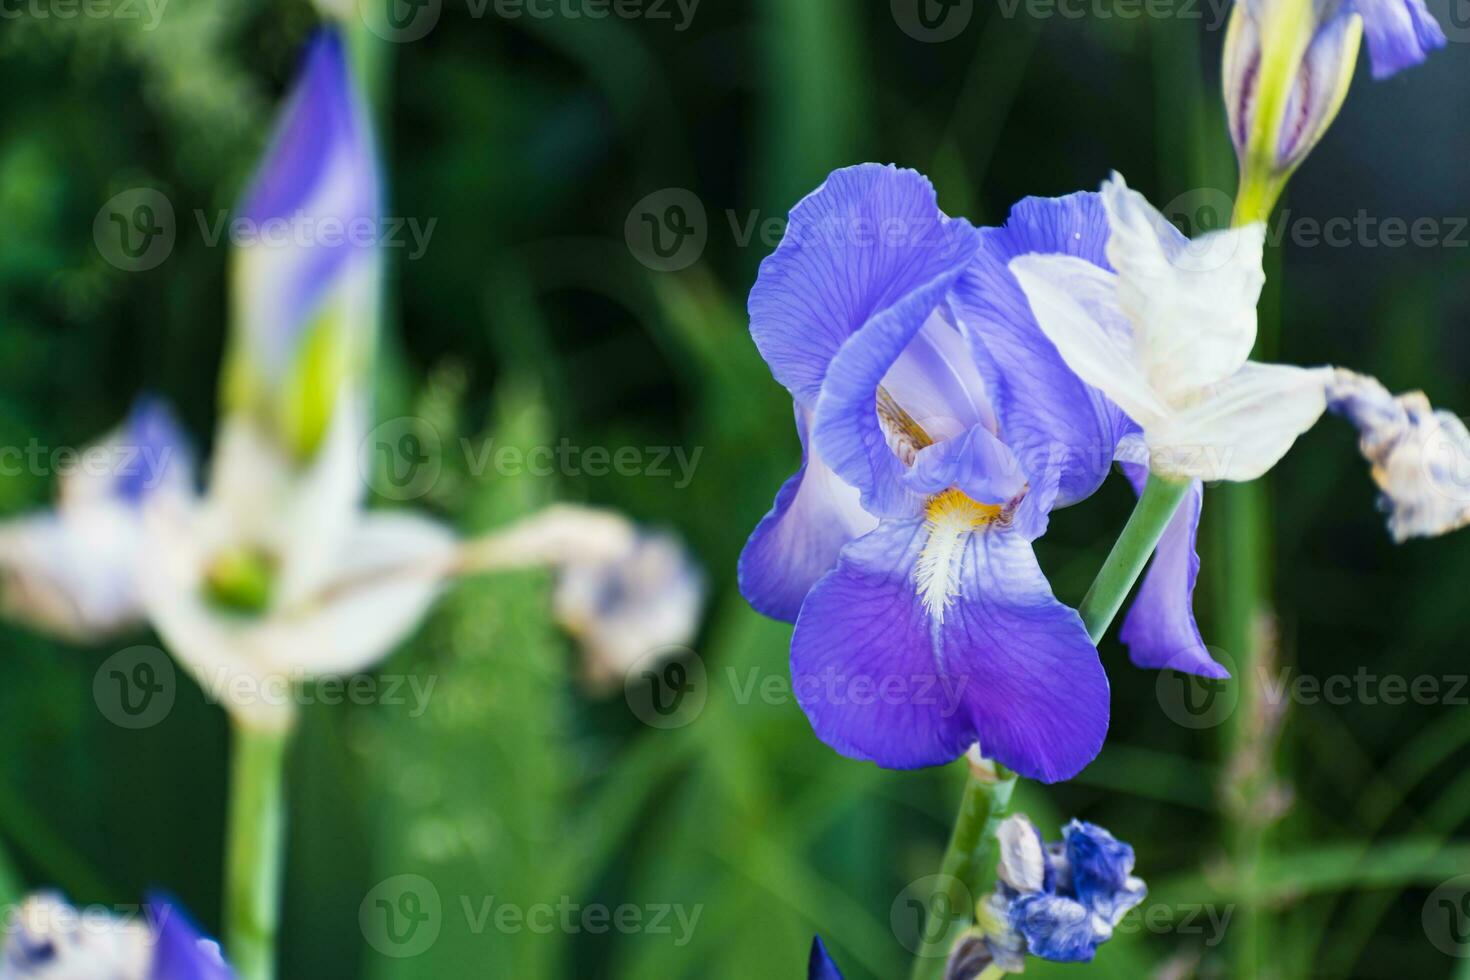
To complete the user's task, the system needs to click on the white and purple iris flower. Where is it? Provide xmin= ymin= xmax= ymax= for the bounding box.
xmin=738 ymin=164 xmax=1219 ymax=783
xmin=1 ymin=892 xmax=232 ymax=980
xmin=1331 ymin=0 xmax=1445 ymax=78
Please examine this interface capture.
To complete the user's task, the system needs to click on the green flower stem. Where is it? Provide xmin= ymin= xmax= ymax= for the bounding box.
xmin=1078 ymin=473 xmax=1193 ymax=644
xmin=909 ymin=764 xmax=1018 ymax=980
xmin=224 ymin=720 xmax=291 ymax=980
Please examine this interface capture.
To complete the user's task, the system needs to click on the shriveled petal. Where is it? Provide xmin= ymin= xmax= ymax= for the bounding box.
xmin=739 ymin=405 xmax=878 ymax=622
xmin=1354 ymin=0 xmax=1445 ymax=78
xmin=556 ymin=530 xmax=705 ymax=688
xmin=1063 ymin=820 xmax=1144 ymax=925
xmin=1008 ymin=255 xmax=1169 ymax=426
xmin=995 ymin=814 xmax=1048 ymax=894
xmin=1327 ymin=369 xmax=1470 ymax=541
xmin=1149 ymin=362 xmax=1332 ymax=482
xmin=1009 ymin=894 xmax=1105 ymax=963
xmin=791 ymin=521 xmax=1108 ymax=780
xmin=1101 ymin=174 xmax=1266 ymax=401
xmin=808 ymin=937 xmax=844 ymax=980
xmin=1117 ymin=463 xmax=1227 ymax=679
xmin=956 ymin=191 xmax=1131 ymax=507
xmin=749 ymin=164 xmax=980 ymax=408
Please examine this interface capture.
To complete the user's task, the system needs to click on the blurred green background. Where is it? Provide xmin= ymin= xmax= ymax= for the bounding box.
xmin=2 ymin=1 xmax=1470 ymax=977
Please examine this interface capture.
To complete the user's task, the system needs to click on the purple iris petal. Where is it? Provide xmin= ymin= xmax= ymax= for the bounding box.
xmin=790 ymin=521 xmax=1108 ymax=781
xmin=749 ymin=164 xmax=981 ymax=410
xmin=146 ymin=894 xmax=234 ymax=980
xmin=739 ymin=405 xmax=878 ymax=623
xmin=1352 ymin=0 xmax=1446 ymax=79
xmin=1117 ymin=464 xmax=1228 ymax=680
xmin=954 ymin=193 xmax=1132 ymax=509
xmin=904 ymin=424 xmax=1027 ymax=506
xmin=808 ymin=937 xmax=844 ymax=980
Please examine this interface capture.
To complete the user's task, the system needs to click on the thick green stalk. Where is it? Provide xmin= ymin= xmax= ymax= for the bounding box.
xmin=224 ymin=721 xmax=290 ymax=980
xmin=1079 ymin=474 xmax=1193 ymax=644
xmin=909 ymin=766 xmax=1018 ymax=980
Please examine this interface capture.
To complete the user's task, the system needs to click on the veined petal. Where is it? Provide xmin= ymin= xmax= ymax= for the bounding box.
xmin=749 ymin=164 xmax=980 ymax=408
xmin=739 ymin=405 xmax=878 ymax=622
xmin=1117 ymin=462 xmax=1226 ymax=679
xmin=790 ymin=521 xmax=1108 ymax=780
xmin=955 ymin=192 xmax=1131 ymax=508
xmin=904 ymin=424 xmax=1027 ymax=506
xmin=1008 ymin=254 xmax=1169 ymax=427
xmin=1354 ymin=0 xmax=1445 ymax=78
xmin=1148 ymin=362 xmax=1332 ymax=482
xmin=1101 ymin=174 xmax=1265 ymax=401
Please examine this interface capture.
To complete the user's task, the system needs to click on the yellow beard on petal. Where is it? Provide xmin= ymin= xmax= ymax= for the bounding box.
xmin=914 ymin=489 xmax=1004 ymax=623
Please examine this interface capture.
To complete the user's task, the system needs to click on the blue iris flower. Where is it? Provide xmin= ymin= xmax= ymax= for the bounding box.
xmin=739 ymin=164 xmax=1222 ymax=782
xmin=990 ymin=816 xmax=1147 ymax=964
xmin=1319 ymin=0 xmax=1444 ymax=79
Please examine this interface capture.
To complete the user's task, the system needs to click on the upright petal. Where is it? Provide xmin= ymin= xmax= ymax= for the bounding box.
xmin=1117 ymin=462 xmax=1226 ymax=679
xmin=956 ymin=192 xmax=1131 ymax=508
xmin=1101 ymin=174 xmax=1265 ymax=402
xmin=814 ymin=304 xmax=987 ymax=517
xmin=739 ymin=405 xmax=878 ymax=622
xmin=1354 ymin=0 xmax=1445 ymax=78
xmin=1008 ymin=254 xmax=1169 ymax=427
xmin=791 ymin=522 xmax=1108 ymax=780
xmin=748 ymin=164 xmax=980 ymax=408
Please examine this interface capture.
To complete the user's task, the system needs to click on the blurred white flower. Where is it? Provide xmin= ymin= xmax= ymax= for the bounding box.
xmin=1011 ymin=173 xmax=1332 ymax=483
xmin=0 ymin=398 xmax=192 ymax=642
